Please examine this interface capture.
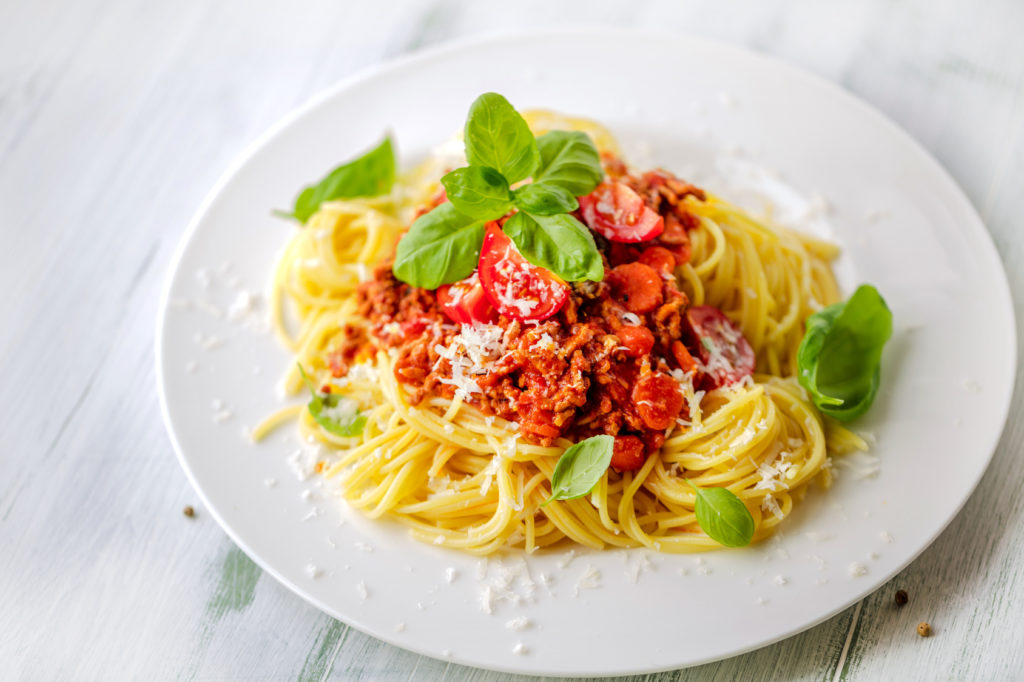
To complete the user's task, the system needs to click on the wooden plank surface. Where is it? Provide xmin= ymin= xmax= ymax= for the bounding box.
xmin=2 ymin=0 xmax=1022 ymax=679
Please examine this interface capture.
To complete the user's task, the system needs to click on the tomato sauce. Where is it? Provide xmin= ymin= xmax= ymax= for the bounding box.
xmin=331 ymin=160 xmax=749 ymax=462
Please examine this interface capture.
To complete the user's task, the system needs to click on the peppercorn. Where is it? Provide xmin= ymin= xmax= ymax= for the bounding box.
xmin=895 ymin=589 xmax=908 ymax=606
xmin=183 ymin=505 xmax=195 ymax=518
xmin=917 ymin=622 xmax=932 ymax=637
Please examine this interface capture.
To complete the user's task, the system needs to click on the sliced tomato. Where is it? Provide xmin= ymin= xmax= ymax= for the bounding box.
xmin=637 ymin=246 xmax=677 ymax=274
xmin=436 ymin=272 xmax=497 ymax=325
xmin=579 ymin=181 xmax=664 ymax=243
xmin=685 ymin=306 xmax=755 ymax=389
xmin=631 ymin=371 xmax=684 ymax=430
xmin=611 ymin=435 xmax=646 ymax=471
xmin=478 ymin=223 xmax=569 ymax=322
xmin=605 ymin=262 xmax=664 ymax=314
xmin=616 ymin=325 xmax=654 ymax=358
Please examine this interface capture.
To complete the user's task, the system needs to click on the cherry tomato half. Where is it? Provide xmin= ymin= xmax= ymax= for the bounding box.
xmin=579 ymin=181 xmax=664 ymax=243
xmin=685 ymin=305 xmax=755 ymax=389
xmin=611 ymin=435 xmax=646 ymax=471
xmin=436 ymin=271 xmax=497 ymax=325
xmin=477 ymin=223 xmax=569 ymax=322
xmin=616 ymin=325 xmax=655 ymax=358
xmin=631 ymin=371 xmax=684 ymax=430
xmin=605 ymin=262 xmax=664 ymax=314
xmin=637 ymin=245 xmax=677 ymax=275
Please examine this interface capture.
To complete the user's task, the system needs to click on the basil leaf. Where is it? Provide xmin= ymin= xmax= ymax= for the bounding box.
xmin=542 ymin=435 xmax=614 ymax=506
xmin=512 ymin=182 xmax=579 ymax=215
xmin=441 ymin=166 xmax=513 ymax=220
xmin=392 ymin=202 xmax=487 ymax=289
xmin=687 ymin=480 xmax=755 ymax=547
xmin=297 ymin=364 xmax=366 ymax=437
xmin=464 ymin=93 xmax=539 ymax=185
xmin=534 ymin=130 xmax=604 ymax=196
xmin=288 ymin=137 xmax=395 ymax=223
xmin=310 ymin=395 xmax=367 ymax=437
xmin=797 ymin=284 xmax=892 ymax=422
xmin=503 ymin=212 xmax=604 ymax=282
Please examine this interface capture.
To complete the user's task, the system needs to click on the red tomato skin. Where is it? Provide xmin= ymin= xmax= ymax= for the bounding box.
xmin=436 ymin=273 xmax=497 ymax=325
xmin=579 ymin=182 xmax=665 ymax=243
xmin=605 ymin=262 xmax=664 ymax=314
xmin=685 ymin=306 xmax=756 ymax=388
xmin=631 ymin=372 xmax=684 ymax=430
xmin=637 ymin=246 xmax=677 ymax=275
xmin=399 ymin=317 xmax=431 ymax=337
xmin=617 ymin=325 xmax=655 ymax=358
xmin=477 ymin=223 xmax=569 ymax=322
xmin=611 ymin=435 xmax=647 ymax=471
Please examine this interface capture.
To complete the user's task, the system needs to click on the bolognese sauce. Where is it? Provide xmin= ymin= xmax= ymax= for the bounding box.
xmin=329 ymin=161 xmax=753 ymax=471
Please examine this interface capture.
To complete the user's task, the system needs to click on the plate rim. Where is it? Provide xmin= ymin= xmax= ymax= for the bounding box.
xmin=156 ymin=27 xmax=1018 ymax=676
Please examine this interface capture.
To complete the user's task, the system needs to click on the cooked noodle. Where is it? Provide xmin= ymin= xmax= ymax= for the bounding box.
xmin=256 ymin=114 xmax=866 ymax=555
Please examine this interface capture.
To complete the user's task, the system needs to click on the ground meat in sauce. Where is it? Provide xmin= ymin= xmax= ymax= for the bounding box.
xmin=329 ymin=159 xmax=708 ymax=459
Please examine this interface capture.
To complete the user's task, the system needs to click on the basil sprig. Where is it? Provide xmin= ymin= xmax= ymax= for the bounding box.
xmin=541 ymin=435 xmax=614 ymax=506
xmin=393 ymin=93 xmax=606 ymax=288
xmin=797 ymin=284 xmax=892 ymax=422
xmin=298 ymin=364 xmax=366 ymax=437
xmin=687 ymin=480 xmax=755 ymax=547
xmin=283 ymin=137 xmax=395 ymax=223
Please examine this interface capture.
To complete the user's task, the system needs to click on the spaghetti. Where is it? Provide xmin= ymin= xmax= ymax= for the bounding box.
xmin=257 ymin=112 xmax=867 ymax=555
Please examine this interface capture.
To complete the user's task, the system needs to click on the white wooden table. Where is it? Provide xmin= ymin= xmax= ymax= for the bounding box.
xmin=3 ymin=0 xmax=1023 ymax=678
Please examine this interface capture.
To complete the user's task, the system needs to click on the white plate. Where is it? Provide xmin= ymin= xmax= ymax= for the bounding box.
xmin=157 ymin=31 xmax=1015 ymax=676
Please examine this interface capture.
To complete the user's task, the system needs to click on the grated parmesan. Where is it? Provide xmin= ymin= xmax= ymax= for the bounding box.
xmin=531 ymin=332 xmax=556 ymax=352
xmin=761 ymin=495 xmax=784 ymax=520
xmin=620 ymin=311 xmax=643 ymax=326
xmin=573 ymin=565 xmax=602 ymax=596
xmin=753 ymin=454 xmax=793 ymax=492
xmin=506 ymin=616 xmax=531 ymax=631
xmin=321 ymin=397 xmax=358 ymax=424
xmin=433 ymin=322 xmax=507 ymax=399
